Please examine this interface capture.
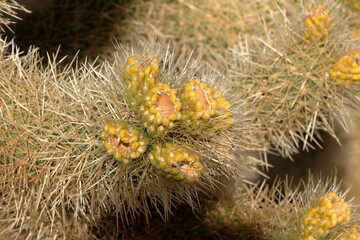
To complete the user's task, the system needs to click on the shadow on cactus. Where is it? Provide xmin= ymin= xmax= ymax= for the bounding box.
xmin=228 ymin=2 xmax=360 ymax=157
xmin=3 ymin=0 xmax=125 ymax=63
xmin=0 ymin=38 xmax=261 ymax=238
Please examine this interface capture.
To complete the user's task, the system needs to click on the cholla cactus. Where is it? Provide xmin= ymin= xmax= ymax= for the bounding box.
xmin=228 ymin=2 xmax=360 ymax=157
xmin=0 ymin=34 xmax=260 ymax=238
xmin=203 ymin=175 xmax=360 ymax=240
xmin=4 ymin=0 xmax=360 ymax=239
xmin=301 ymin=192 xmax=351 ymax=239
xmin=119 ymin=0 xmax=299 ymax=70
xmin=329 ymin=51 xmax=360 ymax=84
xmin=100 ymin=121 xmax=149 ymax=162
xmin=303 ymin=5 xmax=331 ymax=43
xmin=149 ymin=142 xmax=203 ymax=184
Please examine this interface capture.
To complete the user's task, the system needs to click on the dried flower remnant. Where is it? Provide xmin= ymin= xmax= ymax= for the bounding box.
xmin=149 ymin=142 xmax=203 ymax=184
xmin=329 ymin=51 xmax=360 ymax=84
xmin=100 ymin=121 xmax=149 ymax=162
xmin=303 ymin=5 xmax=331 ymax=43
xmin=301 ymin=192 xmax=351 ymax=239
xmin=140 ymin=83 xmax=182 ymax=135
xmin=180 ymin=78 xmax=233 ymax=135
xmin=181 ymin=79 xmax=217 ymax=119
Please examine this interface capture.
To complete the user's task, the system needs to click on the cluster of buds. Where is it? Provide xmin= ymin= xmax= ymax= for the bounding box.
xmin=329 ymin=51 xmax=360 ymax=84
xmin=301 ymin=192 xmax=351 ymax=239
xmin=303 ymin=5 xmax=331 ymax=43
xmin=149 ymin=142 xmax=203 ymax=184
xmin=100 ymin=55 xmax=234 ymax=184
xmin=180 ymin=78 xmax=232 ymax=135
xmin=100 ymin=121 xmax=149 ymax=163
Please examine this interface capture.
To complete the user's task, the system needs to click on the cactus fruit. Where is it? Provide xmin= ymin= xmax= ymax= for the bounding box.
xmin=149 ymin=142 xmax=203 ymax=184
xmin=181 ymin=78 xmax=218 ymax=120
xmin=329 ymin=51 xmax=360 ymax=84
xmin=180 ymin=78 xmax=233 ymax=135
xmin=100 ymin=121 xmax=149 ymax=162
xmin=124 ymin=55 xmax=160 ymax=108
xmin=124 ymin=55 xmax=159 ymax=83
xmin=301 ymin=192 xmax=351 ymax=239
xmin=140 ymin=83 xmax=182 ymax=135
xmin=124 ymin=55 xmax=159 ymax=94
xmin=303 ymin=5 xmax=331 ymax=43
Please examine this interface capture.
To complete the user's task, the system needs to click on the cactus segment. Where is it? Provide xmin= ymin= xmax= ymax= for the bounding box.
xmin=100 ymin=121 xmax=149 ymax=163
xmin=329 ymin=51 xmax=360 ymax=84
xmin=303 ymin=5 xmax=331 ymax=43
xmin=180 ymin=78 xmax=233 ymax=135
xmin=301 ymin=192 xmax=351 ymax=239
xmin=140 ymin=83 xmax=182 ymax=135
xmin=148 ymin=142 xmax=203 ymax=184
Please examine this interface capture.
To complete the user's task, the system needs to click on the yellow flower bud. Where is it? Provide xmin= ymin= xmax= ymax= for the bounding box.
xmin=180 ymin=78 xmax=233 ymax=135
xmin=100 ymin=121 xmax=149 ymax=163
xmin=149 ymin=143 xmax=203 ymax=184
xmin=303 ymin=5 xmax=331 ymax=43
xmin=329 ymin=51 xmax=360 ymax=84
xmin=300 ymin=192 xmax=351 ymax=239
